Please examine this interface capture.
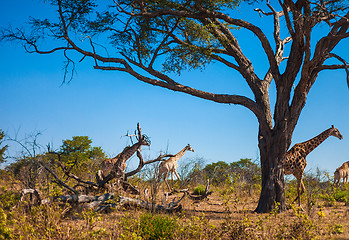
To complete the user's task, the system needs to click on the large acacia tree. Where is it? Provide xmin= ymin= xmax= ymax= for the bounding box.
xmin=2 ymin=0 xmax=349 ymax=212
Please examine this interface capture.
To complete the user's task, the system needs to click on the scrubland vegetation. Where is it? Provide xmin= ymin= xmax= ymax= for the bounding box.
xmin=1 ymin=133 xmax=349 ymax=239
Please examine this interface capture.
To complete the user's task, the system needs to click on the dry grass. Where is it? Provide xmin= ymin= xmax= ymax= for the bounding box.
xmin=1 ymin=176 xmax=349 ymax=239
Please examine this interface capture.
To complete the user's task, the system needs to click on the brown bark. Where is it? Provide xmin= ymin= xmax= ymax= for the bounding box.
xmin=255 ymin=132 xmax=287 ymax=212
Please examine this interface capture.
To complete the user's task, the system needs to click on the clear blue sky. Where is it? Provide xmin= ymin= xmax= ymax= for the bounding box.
xmin=0 ymin=0 xmax=348 ymax=175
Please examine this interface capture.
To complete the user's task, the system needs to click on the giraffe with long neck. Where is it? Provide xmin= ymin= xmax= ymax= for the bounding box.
xmin=100 ymin=123 xmax=150 ymax=179
xmin=100 ymin=139 xmax=150 ymax=178
xmin=159 ymin=144 xmax=194 ymax=191
xmin=284 ymin=125 xmax=343 ymax=206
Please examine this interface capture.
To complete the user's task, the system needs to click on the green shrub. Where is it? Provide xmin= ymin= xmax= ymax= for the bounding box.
xmin=193 ymin=185 xmax=206 ymax=195
xmin=139 ymin=212 xmax=177 ymax=240
xmin=0 ymin=187 xmax=20 ymax=210
xmin=333 ymin=190 xmax=349 ymax=203
xmin=0 ymin=208 xmax=12 ymax=240
xmin=319 ymin=193 xmax=336 ymax=206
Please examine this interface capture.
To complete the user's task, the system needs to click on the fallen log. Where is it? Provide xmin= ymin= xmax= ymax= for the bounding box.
xmin=187 ymin=179 xmax=212 ymax=201
xmin=117 ymin=195 xmax=183 ymax=213
xmin=13 ymin=189 xmax=51 ymax=209
xmin=14 ymin=188 xmax=184 ymax=213
xmin=56 ymin=192 xmax=116 ymax=204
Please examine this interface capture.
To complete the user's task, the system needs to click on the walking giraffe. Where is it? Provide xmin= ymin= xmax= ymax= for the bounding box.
xmin=284 ymin=125 xmax=343 ymax=206
xmin=159 ymin=144 xmax=194 ymax=191
xmin=334 ymin=161 xmax=349 ymax=186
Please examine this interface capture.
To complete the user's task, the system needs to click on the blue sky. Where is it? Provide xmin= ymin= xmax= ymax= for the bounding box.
xmin=0 ymin=0 xmax=348 ymax=175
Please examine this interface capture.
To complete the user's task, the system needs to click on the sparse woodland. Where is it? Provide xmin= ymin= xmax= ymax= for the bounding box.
xmin=1 ymin=127 xmax=349 ymax=239
xmin=1 ymin=0 xmax=349 ymax=238
xmin=1 ymin=0 xmax=349 ymax=213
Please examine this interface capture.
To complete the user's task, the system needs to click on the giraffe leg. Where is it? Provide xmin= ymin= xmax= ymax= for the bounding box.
xmin=292 ymin=175 xmax=305 ymax=208
xmin=164 ymin=179 xmax=172 ymax=191
xmin=171 ymin=171 xmax=174 ymax=190
xmin=299 ymin=179 xmax=305 ymax=207
xmin=163 ymin=171 xmax=172 ymax=191
xmin=174 ymin=169 xmax=181 ymax=181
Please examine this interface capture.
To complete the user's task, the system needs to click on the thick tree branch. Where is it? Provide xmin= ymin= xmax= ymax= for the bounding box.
xmin=319 ymin=53 xmax=349 ymax=87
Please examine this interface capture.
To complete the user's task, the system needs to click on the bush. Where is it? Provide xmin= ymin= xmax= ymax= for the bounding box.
xmin=193 ymin=185 xmax=206 ymax=195
xmin=333 ymin=190 xmax=349 ymax=203
xmin=0 ymin=186 xmax=20 ymax=210
xmin=0 ymin=208 xmax=12 ymax=240
xmin=139 ymin=213 xmax=177 ymax=240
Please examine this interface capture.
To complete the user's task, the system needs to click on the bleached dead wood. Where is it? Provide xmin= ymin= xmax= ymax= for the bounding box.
xmin=14 ymin=188 xmax=186 ymax=213
xmin=13 ymin=189 xmax=41 ymax=208
xmin=118 ymin=193 xmax=185 ymax=213
xmin=165 ymin=179 xmax=212 ymax=201
xmin=188 ymin=179 xmax=212 ymax=201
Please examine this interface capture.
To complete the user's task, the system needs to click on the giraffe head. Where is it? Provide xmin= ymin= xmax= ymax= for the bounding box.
xmin=330 ymin=125 xmax=343 ymax=140
xmin=139 ymin=135 xmax=151 ymax=146
xmin=185 ymin=144 xmax=194 ymax=152
xmin=134 ymin=122 xmax=151 ymax=146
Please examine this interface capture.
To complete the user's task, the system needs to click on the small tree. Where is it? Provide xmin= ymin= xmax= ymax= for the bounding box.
xmin=5 ymin=131 xmax=44 ymax=188
xmin=58 ymin=136 xmax=105 ymax=179
xmin=2 ymin=0 xmax=349 ymax=212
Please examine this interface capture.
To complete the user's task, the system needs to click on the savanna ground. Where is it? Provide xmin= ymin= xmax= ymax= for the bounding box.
xmin=1 ymin=159 xmax=349 ymax=240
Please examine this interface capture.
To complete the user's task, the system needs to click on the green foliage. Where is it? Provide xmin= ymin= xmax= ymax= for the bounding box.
xmin=203 ymin=159 xmax=260 ymax=188
xmin=319 ymin=193 xmax=336 ymax=206
xmin=5 ymin=135 xmax=105 ymax=193
xmin=203 ymin=161 xmax=230 ymax=185
xmin=2 ymin=0 xmax=245 ymax=76
xmin=59 ymin=136 xmax=105 ymax=178
xmin=193 ymin=184 xmax=206 ymax=195
xmin=0 ymin=186 xmax=20 ymax=210
xmin=333 ymin=189 xmax=349 ymax=203
xmin=318 ymin=184 xmax=349 ymax=206
xmin=0 ymin=208 xmax=12 ymax=240
xmin=139 ymin=212 xmax=177 ymax=240
xmin=61 ymin=136 xmax=93 ymax=154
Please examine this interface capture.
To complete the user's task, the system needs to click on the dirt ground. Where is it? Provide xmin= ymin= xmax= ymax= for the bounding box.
xmin=85 ymin=188 xmax=349 ymax=239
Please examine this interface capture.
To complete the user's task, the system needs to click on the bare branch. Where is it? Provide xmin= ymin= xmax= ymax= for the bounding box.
xmin=37 ymin=157 xmax=79 ymax=194
xmin=321 ymin=53 xmax=349 ymax=88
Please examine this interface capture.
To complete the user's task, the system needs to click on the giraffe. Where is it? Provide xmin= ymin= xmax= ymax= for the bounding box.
xmin=284 ymin=125 xmax=343 ymax=206
xmin=334 ymin=161 xmax=349 ymax=186
xmin=159 ymin=144 xmax=194 ymax=191
xmin=100 ymin=123 xmax=150 ymax=179
xmin=100 ymin=140 xmax=149 ymax=177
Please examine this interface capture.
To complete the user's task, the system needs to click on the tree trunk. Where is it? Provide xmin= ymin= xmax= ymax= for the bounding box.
xmin=254 ymin=129 xmax=288 ymax=213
